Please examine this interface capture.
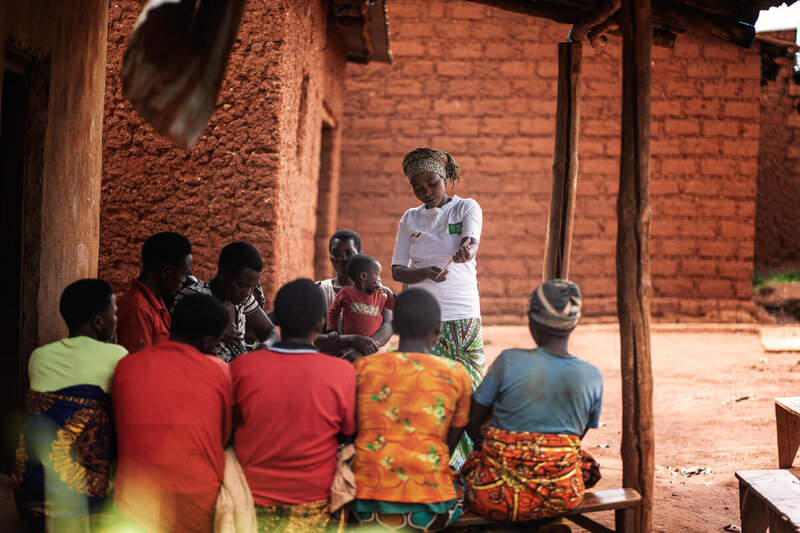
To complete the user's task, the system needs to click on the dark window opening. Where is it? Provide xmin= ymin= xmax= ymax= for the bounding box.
xmin=0 ymin=58 xmax=28 ymax=473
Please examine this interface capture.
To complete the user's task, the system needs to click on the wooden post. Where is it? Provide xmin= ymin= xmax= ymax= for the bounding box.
xmin=617 ymin=0 xmax=654 ymax=531
xmin=543 ymin=41 xmax=581 ymax=281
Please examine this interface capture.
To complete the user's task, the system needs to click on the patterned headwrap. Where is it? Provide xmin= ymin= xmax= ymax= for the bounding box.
xmin=527 ymin=279 xmax=582 ymax=334
xmin=402 ymin=147 xmax=461 ymax=187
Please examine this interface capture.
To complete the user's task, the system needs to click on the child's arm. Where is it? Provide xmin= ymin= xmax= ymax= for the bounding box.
xmin=327 ymin=291 xmax=344 ymax=333
xmin=370 ymin=307 xmax=393 ymax=350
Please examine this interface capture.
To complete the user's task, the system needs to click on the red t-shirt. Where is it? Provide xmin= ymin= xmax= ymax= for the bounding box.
xmin=327 ymin=286 xmax=394 ymax=337
xmin=113 ymin=341 xmax=232 ymax=533
xmin=116 ymin=279 xmax=171 ymax=353
xmin=230 ymin=344 xmax=356 ymax=506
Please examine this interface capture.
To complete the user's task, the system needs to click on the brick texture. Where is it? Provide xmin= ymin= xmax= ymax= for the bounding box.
xmin=338 ymin=0 xmax=761 ymax=323
xmin=754 ymin=30 xmax=800 ymax=271
xmin=100 ymin=0 xmax=347 ymax=304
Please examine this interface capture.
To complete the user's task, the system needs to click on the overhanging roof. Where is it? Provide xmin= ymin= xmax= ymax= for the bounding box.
xmin=468 ymin=0 xmax=800 ymax=48
xmin=332 ymin=0 xmax=393 ymax=64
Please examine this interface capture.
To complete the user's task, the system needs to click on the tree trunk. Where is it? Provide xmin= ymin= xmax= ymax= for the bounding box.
xmin=617 ymin=0 xmax=655 ymax=531
xmin=543 ymin=41 xmax=581 ymax=281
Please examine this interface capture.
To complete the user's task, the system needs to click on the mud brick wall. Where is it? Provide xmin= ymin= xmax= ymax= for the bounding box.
xmin=755 ymin=30 xmax=800 ymax=270
xmin=338 ymin=0 xmax=761 ymax=323
xmin=100 ymin=0 xmax=347 ymax=304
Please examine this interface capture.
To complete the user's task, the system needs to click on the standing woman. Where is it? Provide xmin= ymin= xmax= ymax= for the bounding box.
xmin=391 ymin=147 xmax=485 ymax=469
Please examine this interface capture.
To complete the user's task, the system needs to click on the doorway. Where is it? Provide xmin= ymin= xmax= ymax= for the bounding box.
xmin=314 ymin=121 xmax=339 ymax=280
xmin=0 ymin=56 xmax=29 ymax=472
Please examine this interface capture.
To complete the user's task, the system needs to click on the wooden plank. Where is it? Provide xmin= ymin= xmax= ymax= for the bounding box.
xmin=570 ymin=488 xmax=642 ymax=513
xmin=543 ymin=41 xmax=581 ymax=281
xmin=776 ymin=397 xmax=800 ymax=415
xmin=568 ymin=514 xmax=616 ymax=533
xmin=452 ymin=488 xmax=642 ymax=527
xmin=617 ymin=0 xmax=655 ymax=531
xmin=616 ymin=507 xmax=636 ymax=533
xmin=736 ymin=470 xmax=800 ymax=531
xmin=739 ymin=478 xmax=769 ymax=533
xmin=775 ymin=400 xmax=800 ymax=468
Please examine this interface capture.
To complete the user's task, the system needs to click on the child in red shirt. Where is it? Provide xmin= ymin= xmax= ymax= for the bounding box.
xmin=327 ymin=254 xmax=395 ymax=354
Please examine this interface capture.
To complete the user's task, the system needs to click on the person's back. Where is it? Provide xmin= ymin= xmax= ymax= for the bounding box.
xmin=353 ymin=351 xmax=470 ymax=502
xmin=231 ymin=347 xmax=354 ymax=504
xmin=476 ymin=348 xmax=602 ymax=437
xmin=463 ymin=280 xmax=603 ymax=525
xmin=112 ymin=294 xmax=233 ymax=533
xmin=231 ymin=278 xmax=355 ymax=531
xmin=351 ymin=288 xmax=470 ymax=532
xmin=13 ymin=279 xmax=126 ymax=533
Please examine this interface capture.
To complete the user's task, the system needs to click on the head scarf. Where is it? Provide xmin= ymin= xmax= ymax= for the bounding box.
xmin=527 ymin=279 xmax=582 ymax=335
xmin=402 ymin=148 xmax=461 ymax=187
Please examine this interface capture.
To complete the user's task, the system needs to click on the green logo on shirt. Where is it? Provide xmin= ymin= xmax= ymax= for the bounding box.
xmin=448 ymin=222 xmax=462 ymax=235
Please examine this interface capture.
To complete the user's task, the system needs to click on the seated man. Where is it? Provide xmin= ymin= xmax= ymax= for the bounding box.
xmin=230 ymin=279 xmax=355 ymax=532
xmin=351 ymin=288 xmax=471 ymax=532
xmin=462 ymin=280 xmax=603 ymax=523
xmin=12 ymin=279 xmax=127 ymax=533
xmin=172 ymin=241 xmax=278 ymax=362
xmin=117 ymin=231 xmax=192 ymax=352
xmin=112 ymin=294 xmax=233 ymax=533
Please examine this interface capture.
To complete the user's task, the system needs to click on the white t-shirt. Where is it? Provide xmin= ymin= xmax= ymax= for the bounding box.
xmin=392 ymin=195 xmax=482 ymax=322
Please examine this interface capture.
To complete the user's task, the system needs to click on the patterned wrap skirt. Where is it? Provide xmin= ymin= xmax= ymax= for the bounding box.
xmin=351 ymin=490 xmax=464 ymax=533
xmin=462 ymin=428 xmax=593 ymax=522
xmin=254 ymin=499 xmax=331 ymax=533
xmin=430 ymin=318 xmax=485 ymax=470
xmin=11 ymin=385 xmax=115 ymax=531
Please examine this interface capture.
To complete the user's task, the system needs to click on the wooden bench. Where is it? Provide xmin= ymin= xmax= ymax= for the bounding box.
xmin=776 ymin=397 xmax=800 ymax=468
xmin=450 ymin=488 xmax=641 ymax=532
xmin=736 ymin=470 xmax=800 ymax=533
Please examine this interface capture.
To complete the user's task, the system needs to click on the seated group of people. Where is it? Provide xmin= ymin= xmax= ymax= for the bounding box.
xmin=11 ymin=230 xmax=603 ymax=533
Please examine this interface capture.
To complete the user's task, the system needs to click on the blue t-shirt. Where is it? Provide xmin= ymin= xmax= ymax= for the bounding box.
xmin=473 ymin=348 xmax=603 ymax=436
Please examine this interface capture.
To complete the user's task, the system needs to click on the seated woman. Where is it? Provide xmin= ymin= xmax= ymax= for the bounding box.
xmin=462 ymin=280 xmax=603 ymax=523
xmin=12 ymin=279 xmax=127 ymax=533
xmin=351 ymin=288 xmax=472 ymax=532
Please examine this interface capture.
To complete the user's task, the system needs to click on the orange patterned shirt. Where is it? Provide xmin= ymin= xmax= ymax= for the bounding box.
xmin=353 ymin=352 xmax=472 ymax=503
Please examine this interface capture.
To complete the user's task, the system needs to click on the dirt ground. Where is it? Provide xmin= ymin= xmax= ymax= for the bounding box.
xmin=482 ymin=324 xmax=800 ymax=533
xmin=2 ymin=324 xmax=799 ymax=532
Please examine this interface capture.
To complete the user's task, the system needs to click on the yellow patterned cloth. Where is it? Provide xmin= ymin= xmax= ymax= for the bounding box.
xmin=353 ymin=352 xmax=472 ymax=504
xmin=254 ymin=499 xmax=330 ymax=533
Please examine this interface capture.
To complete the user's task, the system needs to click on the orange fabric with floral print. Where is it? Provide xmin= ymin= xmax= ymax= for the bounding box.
xmin=353 ymin=352 xmax=472 ymax=503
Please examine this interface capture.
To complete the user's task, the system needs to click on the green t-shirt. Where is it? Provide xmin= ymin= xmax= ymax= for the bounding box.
xmin=28 ymin=336 xmax=128 ymax=393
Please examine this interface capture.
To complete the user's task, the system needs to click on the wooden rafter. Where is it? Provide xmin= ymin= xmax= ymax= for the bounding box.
xmin=466 ymin=0 xmax=799 ymax=48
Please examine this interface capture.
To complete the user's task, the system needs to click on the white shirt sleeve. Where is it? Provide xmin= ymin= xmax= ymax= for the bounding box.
xmin=462 ymin=199 xmax=483 ymax=244
xmin=391 ymin=212 xmax=412 ymax=267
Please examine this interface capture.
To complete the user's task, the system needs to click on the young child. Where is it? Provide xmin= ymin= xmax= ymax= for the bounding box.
xmin=327 ymin=254 xmax=394 ymax=359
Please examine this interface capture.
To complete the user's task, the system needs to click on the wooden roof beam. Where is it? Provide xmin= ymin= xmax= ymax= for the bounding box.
xmin=568 ymin=0 xmax=620 ymax=42
xmin=468 ymin=0 xmax=758 ymax=47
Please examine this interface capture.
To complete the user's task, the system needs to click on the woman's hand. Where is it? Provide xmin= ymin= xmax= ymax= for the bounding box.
xmin=453 ymin=237 xmax=477 ymax=263
xmin=425 ymin=266 xmax=448 ymax=282
xmin=392 ymin=264 xmax=448 ymax=284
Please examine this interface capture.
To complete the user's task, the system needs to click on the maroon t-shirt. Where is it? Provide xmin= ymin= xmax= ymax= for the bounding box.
xmin=327 ymin=286 xmax=394 ymax=337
